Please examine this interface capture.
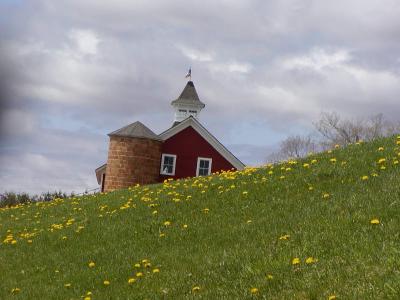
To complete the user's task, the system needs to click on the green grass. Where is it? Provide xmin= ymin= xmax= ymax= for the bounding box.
xmin=1 ymin=136 xmax=400 ymax=299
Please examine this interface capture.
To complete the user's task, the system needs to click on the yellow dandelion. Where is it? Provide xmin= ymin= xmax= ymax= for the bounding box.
xmin=246 ymin=220 xmax=252 ymax=224
xmin=311 ymin=159 xmax=318 ymax=164
xmin=11 ymin=288 xmax=21 ymax=294
xmin=328 ymin=295 xmax=336 ymax=300
xmin=305 ymin=257 xmax=317 ymax=264
xmin=334 ymin=144 xmax=340 ymax=149
xmin=152 ymin=268 xmax=160 ymax=273
xmin=370 ymin=218 xmax=380 ymax=225
xmin=330 ymin=158 xmax=337 ymax=163
xmin=361 ymin=175 xmax=369 ymax=181
xmin=84 ymin=297 xmax=91 ymax=300
xmin=159 ymin=233 xmax=166 ymax=237
xmin=279 ymin=234 xmax=290 ymax=240
xmin=136 ymin=272 xmax=143 ymax=277
xmin=378 ymin=158 xmax=386 ymax=164
xmin=250 ymin=287 xmax=259 ymax=294
xmin=192 ymin=286 xmax=201 ymax=292
xmin=378 ymin=147 xmax=384 ymax=151
xmin=103 ymin=280 xmax=110 ymax=286
xmin=303 ymin=163 xmax=310 ymax=168
xmin=88 ymin=261 xmax=95 ymax=268
xmin=163 ymin=221 xmax=171 ymax=226
xmin=64 ymin=283 xmax=71 ymax=287
xmin=134 ymin=263 xmax=141 ymax=268
xmin=266 ymin=274 xmax=274 ymax=280
xmin=128 ymin=278 xmax=136 ymax=284
xmin=182 ymin=224 xmax=188 ymax=229
xmin=203 ymin=208 xmax=210 ymax=213
xmin=292 ymin=257 xmax=301 ymax=265
xmin=242 ymin=191 xmax=248 ymax=195
xmin=322 ymin=193 xmax=330 ymax=199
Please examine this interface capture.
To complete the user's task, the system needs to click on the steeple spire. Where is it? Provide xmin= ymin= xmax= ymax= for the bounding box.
xmin=171 ymin=81 xmax=205 ymax=124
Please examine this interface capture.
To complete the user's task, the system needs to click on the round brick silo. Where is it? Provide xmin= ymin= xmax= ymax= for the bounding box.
xmin=103 ymin=121 xmax=162 ymax=192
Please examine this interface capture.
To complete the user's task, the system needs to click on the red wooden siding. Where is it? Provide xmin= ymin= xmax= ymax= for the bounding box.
xmin=159 ymin=126 xmax=235 ymax=181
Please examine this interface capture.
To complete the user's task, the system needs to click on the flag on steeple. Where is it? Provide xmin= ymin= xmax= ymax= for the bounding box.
xmin=185 ymin=68 xmax=191 ymax=79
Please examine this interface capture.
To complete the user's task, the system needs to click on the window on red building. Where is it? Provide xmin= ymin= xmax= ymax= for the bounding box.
xmin=160 ymin=154 xmax=177 ymax=175
xmin=196 ymin=157 xmax=212 ymax=176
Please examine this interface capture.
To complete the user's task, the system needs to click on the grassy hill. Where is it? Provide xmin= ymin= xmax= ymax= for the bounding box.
xmin=1 ymin=136 xmax=400 ymax=299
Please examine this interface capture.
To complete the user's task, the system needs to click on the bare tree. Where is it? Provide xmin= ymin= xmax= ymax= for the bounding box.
xmin=280 ymin=135 xmax=317 ymax=158
xmin=267 ymin=111 xmax=399 ymax=164
xmin=313 ymin=112 xmax=391 ymax=147
xmin=266 ymin=135 xmax=317 ymax=162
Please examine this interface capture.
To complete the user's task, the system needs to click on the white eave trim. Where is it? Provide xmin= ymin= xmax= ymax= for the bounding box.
xmin=158 ymin=117 xmax=245 ymax=170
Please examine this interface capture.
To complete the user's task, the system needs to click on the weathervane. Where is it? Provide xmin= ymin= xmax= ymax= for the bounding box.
xmin=185 ymin=67 xmax=192 ymax=81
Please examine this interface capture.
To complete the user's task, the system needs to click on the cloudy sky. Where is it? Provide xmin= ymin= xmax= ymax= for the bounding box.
xmin=1 ymin=0 xmax=400 ymax=194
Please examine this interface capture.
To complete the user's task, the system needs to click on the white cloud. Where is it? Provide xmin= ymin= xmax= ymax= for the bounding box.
xmin=282 ymin=48 xmax=352 ymax=71
xmin=68 ymin=29 xmax=100 ymax=56
xmin=177 ymin=45 xmax=214 ymax=62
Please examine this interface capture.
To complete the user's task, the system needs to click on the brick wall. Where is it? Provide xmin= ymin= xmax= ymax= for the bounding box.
xmin=104 ymin=136 xmax=162 ymax=192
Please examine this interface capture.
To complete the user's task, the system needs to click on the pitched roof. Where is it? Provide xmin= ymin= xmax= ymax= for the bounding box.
xmin=159 ymin=116 xmax=245 ymax=170
xmin=171 ymin=81 xmax=205 ymax=108
xmin=108 ymin=121 xmax=162 ymax=141
xmin=95 ymin=163 xmax=107 ymax=184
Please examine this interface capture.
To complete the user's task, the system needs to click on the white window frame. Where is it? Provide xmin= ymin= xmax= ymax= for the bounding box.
xmin=196 ymin=157 xmax=212 ymax=176
xmin=160 ymin=154 xmax=177 ymax=176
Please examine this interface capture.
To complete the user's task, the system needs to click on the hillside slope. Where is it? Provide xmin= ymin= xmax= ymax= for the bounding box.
xmin=1 ymin=136 xmax=400 ymax=299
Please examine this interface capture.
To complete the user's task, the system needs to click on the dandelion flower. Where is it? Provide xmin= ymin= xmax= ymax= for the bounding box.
xmin=330 ymin=158 xmax=337 ymax=163
xmin=203 ymin=208 xmax=210 ymax=213
xmin=88 ymin=261 xmax=95 ymax=268
xmin=152 ymin=268 xmax=160 ymax=273
xmin=292 ymin=257 xmax=300 ymax=265
xmin=128 ymin=278 xmax=136 ymax=284
xmin=11 ymin=288 xmax=21 ymax=294
xmin=103 ymin=280 xmax=110 ymax=286
xmin=134 ymin=263 xmax=141 ymax=268
xmin=266 ymin=274 xmax=273 ymax=280
xmin=163 ymin=221 xmax=171 ymax=226
xmin=370 ymin=218 xmax=380 ymax=225
xmin=182 ymin=224 xmax=188 ymax=229
xmin=192 ymin=286 xmax=201 ymax=292
xmin=328 ymin=295 xmax=336 ymax=300
xmin=64 ymin=283 xmax=71 ymax=288
xmin=279 ymin=234 xmax=290 ymax=240
xmin=250 ymin=287 xmax=259 ymax=294
xmin=305 ymin=257 xmax=317 ymax=264
xmin=136 ymin=272 xmax=143 ymax=277
xmin=378 ymin=147 xmax=384 ymax=151
xmin=361 ymin=175 xmax=369 ymax=181
xmin=322 ymin=193 xmax=330 ymax=199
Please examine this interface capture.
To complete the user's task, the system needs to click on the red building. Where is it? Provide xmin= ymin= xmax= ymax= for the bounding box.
xmin=96 ymin=81 xmax=245 ymax=192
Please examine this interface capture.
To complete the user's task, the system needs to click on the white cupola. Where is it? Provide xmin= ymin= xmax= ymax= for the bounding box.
xmin=171 ymin=81 xmax=205 ymax=125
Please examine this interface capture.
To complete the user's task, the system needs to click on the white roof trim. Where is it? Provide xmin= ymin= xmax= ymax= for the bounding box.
xmin=159 ymin=117 xmax=245 ymax=170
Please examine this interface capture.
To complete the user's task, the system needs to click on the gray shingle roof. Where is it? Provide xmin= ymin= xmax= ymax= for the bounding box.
xmin=171 ymin=81 xmax=205 ymax=108
xmin=108 ymin=121 xmax=162 ymax=141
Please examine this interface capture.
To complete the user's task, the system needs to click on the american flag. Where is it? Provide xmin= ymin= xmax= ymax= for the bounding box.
xmin=185 ymin=68 xmax=191 ymax=78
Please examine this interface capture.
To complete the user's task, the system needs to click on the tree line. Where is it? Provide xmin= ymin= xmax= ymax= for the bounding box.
xmin=267 ymin=112 xmax=400 ymax=162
